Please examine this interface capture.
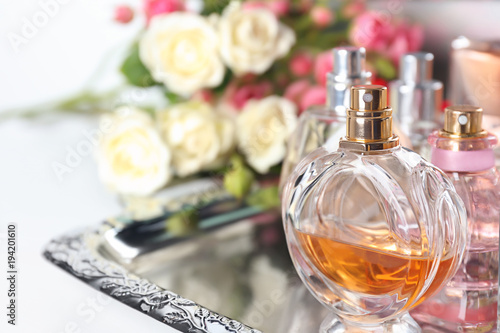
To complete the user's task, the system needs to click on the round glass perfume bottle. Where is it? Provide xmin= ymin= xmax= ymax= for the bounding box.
xmin=411 ymin=106 xmax=500 ymax=332
xmin=282 ymin=85 xmax=467 ymax=332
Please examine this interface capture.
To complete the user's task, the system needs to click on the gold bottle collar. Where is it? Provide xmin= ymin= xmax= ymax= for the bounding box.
xmin=439 ymin=105 xmax=488 ymax=138
xmin=339 ymin=85 xmax=399 ymax=151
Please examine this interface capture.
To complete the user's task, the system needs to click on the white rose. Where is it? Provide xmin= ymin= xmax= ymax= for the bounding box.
xmin=237 ymin=96 xmax=297 ymax=173
xmin=139 ymin=12 xmax=225 ymax=96
xmin=158 ymin=101 xmax=235 ymax=176
xmin=97 ymin=106 xmax=171 ymax=196
xmin=219 ymin=1 xmax=295 ymax=75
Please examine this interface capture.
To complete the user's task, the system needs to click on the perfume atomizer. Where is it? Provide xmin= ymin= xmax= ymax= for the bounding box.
xmin=390 ymin=52 xmax=443 ymax=149
xmin=327 ymin=47 xmax=372 ymax=113
xmin=340 ymin=85 xmax=399 ymax=151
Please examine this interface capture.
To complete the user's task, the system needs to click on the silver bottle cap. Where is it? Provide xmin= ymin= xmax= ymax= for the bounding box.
xmin=390 ymin=52 xmax=443 ymax=134
xmin=400 ymin=52 xmax=433 ymax=83
xmin=327 ymin=46 xmax=372 ymax=114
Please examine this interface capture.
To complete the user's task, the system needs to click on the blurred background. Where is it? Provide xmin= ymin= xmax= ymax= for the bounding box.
xmin=1 ymin=0 xmax=500 ymax=332
xmin=2 ymin=0 xmax=500 ymax=111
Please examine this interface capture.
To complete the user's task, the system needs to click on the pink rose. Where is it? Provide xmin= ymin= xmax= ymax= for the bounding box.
xmin=310 ymin=6 xmax=334 ymax=28
xmin=268 ymin=0 xmax=290 ymax=16
xmin=300 ymin=85 xmax=327 ymax=111
xmin=114 ymin=5 xmax=134 ymax=24
xmin=226 ymin=82 xmax=272 ymax=110
xmin=350 ymin=11 xmax=395 ymax=51
xmin=342 ymin=0 xmax=366 ymax=19
xmin=242 ymin=1 xmax=267 ymax=11
xmin=144 ymin=0 xmax=184 ymax=24
xmin=284 ymin=79 xmax=311 ymax=112
xmin=243 ymin=0 xmax=289 ymax=16
xmin=349 ymin=11 xmax=423 ymax=63
xmin=314 ymin=51 xmax=334 ymax=86
xmin=290 ymin=52 xmax=314 ymax=77
xmin=285 ymin=81 xmax=327 ymax=114
xmin=385 ymin=23 xmax=424 ymax=63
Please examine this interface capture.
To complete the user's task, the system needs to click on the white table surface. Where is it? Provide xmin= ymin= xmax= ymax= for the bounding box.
xmin=0 ymin=115 xmax=180 ymax=333
xmin=0 ymin=0 xmax=177 ymax=331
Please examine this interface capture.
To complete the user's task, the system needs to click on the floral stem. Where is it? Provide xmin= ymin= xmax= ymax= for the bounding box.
xmin=0 ymin=87 xmax=123 ymax=121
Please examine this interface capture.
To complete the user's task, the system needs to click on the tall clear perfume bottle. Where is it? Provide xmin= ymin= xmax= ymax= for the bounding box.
xmin=282 ymin=85 xmax=467 ymax=333
xmin=411 ymin=106 xmax=500 ymax=332
xmin=279 ymin=46 xmax=371 ymax=190
xmin=390 ymin=52 xmax=443 ymax=157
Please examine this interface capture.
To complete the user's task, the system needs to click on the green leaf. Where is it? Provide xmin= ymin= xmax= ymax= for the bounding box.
xmin=268 ymin=163 xmax=283 ymax=175
xmin=165 ymin=91 xmax=181 ymax=104
xmin=165 ymin=207 xmax=199 ymax=236
xmin=201 ymin=0 xmax=231 ymax=15
xmin=223 ymin=155 xmax=255 ymax=199
xmin=120 ymin=44 xmax=156 ymax=87
xmin=246 ymin=186 xmax=280 ymax=210
xmin=374 ymin=57 xmax=397 ymax=80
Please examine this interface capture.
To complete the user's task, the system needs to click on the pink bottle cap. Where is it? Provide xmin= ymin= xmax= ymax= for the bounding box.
xmin=431 ymin=147 xmax=495 ymax=172
xmin=430 ymin=105 xmax=498 ymax=172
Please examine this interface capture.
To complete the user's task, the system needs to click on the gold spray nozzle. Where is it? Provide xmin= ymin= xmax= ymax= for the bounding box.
xmin=340 ymin=85 xmax=399 ymax=151
xmin=350 ymin=85 xmax=388 ymax=111
xmin=440 ymin=105 xmax=487 ymax=138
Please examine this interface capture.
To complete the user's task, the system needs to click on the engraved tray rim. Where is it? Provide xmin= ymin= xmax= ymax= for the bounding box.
xmin=43 ymin=221 xmax=262 ymax=333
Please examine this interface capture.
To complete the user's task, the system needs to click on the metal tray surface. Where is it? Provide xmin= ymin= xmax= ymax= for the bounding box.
xmin=44 ymin=182 xmax=327 ymax=332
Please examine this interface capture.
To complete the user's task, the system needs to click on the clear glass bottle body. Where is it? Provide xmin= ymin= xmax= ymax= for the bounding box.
xmin=282 ymin=144 xmax=467 ymax=332
xmin=279 ymin=106 xmax=346 ymax=189
xmin=411 ymin=132 xmax=500 ymax=332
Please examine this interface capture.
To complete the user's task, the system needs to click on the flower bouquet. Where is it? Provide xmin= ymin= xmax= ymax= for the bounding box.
xmin=42 ymin=0 xmax=425 ymax=230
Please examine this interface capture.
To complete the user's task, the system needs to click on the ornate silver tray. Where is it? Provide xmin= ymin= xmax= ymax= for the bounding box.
xmin=44 ymin=179 xmax=327 ymax=333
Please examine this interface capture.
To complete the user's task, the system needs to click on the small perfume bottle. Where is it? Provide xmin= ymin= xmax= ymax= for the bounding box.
xmin=411 ymin=106 xmax=500 ymax=332
xmin=279 ymin=46 xmax=371 ymax=190
xmin=282 ymin=85 xmax=467 ymax=333
xmin=390 ymin=52 xmax=443 ymax=156
xmin=448 ymin=36 xmax=500 ymax=165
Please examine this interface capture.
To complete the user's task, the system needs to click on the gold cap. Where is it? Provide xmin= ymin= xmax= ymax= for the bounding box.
xmin=440 ymin=105 xmax=487 ymax=138
xmin=340 ymin=85 xmax=399 ymax=151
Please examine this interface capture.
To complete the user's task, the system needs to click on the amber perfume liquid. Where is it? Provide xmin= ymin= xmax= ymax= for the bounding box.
xmin=296 ymin=230 xmax=455 ymax=309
